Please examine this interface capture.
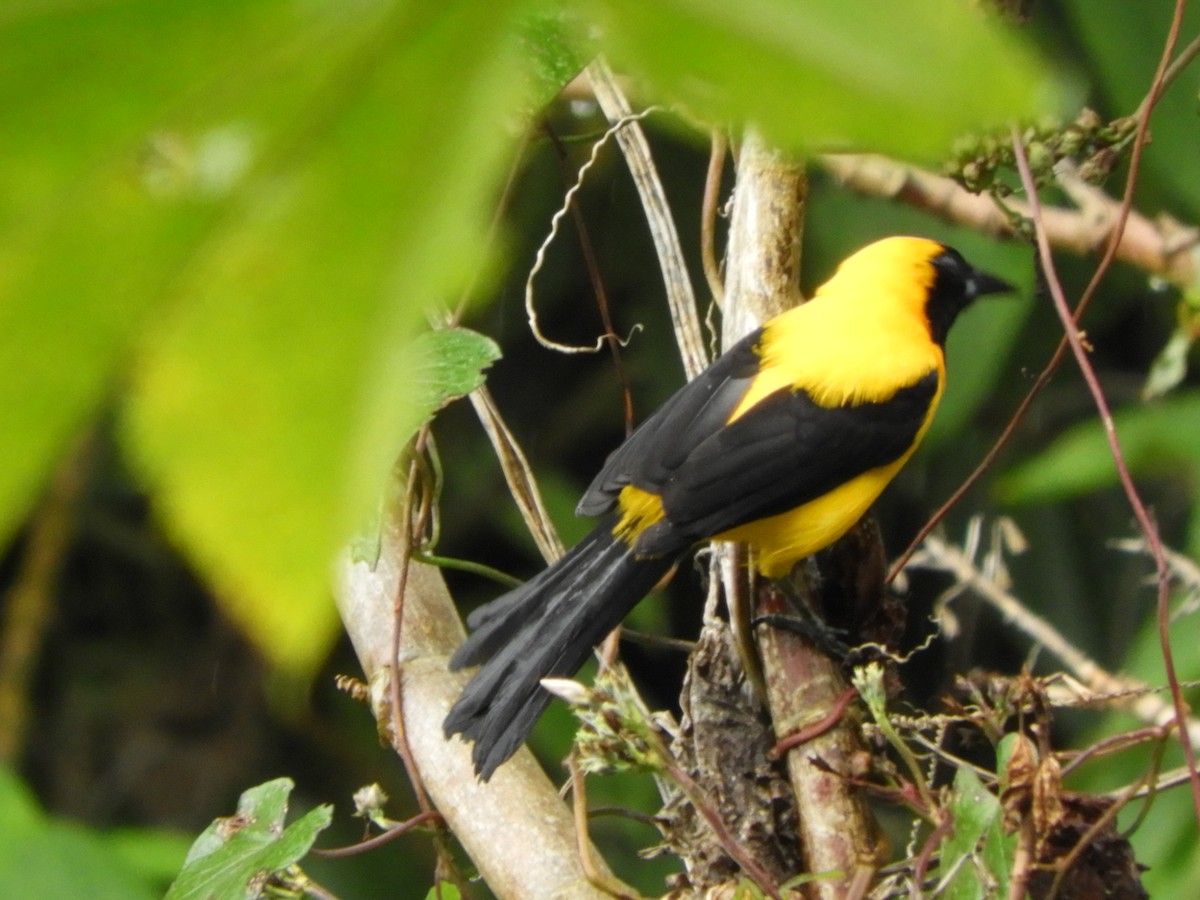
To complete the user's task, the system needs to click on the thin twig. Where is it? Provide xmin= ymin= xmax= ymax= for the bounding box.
xmin=0 ymin=430 xmax=93 ymax=763
xmin=312 ymin=810 xmax=443 ymax=858
xmin=1011 ymin=123 xmax=1200 ymax=825
xmin=1134 ymin=31 xmax=1200 ymax=119
xmin=522 ymin=106 xmax=657 ymax=355
xmin=1112 ymin=536 xmax=1200 ymax=619
xmin=909 ymin=528 xmax=1200 ymax=749
xmin=390 ymin=433 xmax=437 ymax=815
xmin=588 ymin=56 xmax=709 ymax=380
xmin=1058 ymin=724 xmax=1170 ymax=781
xmin=468 ymin=386 xmax=564 ymax=564
xmin=566 ymin=757 xmax=640 ymax=900
xmin=1044 ymin=772 xmax=1143 ymax=900
xmin=701 ymin=131 xmax=728 ymax=306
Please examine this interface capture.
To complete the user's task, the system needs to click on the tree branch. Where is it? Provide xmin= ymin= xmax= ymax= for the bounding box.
xmin=721 ymin=130 xmax=878 ymax=898
xmin=333 ymin=506 xmax=624 ymax=899
xmin=820 ymin=153 xmax=1198 ymax=288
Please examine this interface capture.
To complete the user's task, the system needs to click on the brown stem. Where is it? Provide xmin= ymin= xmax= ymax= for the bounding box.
xmin=1012 ymin=122 xmax=1200 ymax=827
xmin=721 ymin=129 xmax=876 ymax=899
xmin=701 ymin=131 xmax=728 ymax=306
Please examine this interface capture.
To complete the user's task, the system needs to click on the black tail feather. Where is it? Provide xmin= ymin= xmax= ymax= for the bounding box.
xmin=445 ymin=519 xmax=676 ymax=779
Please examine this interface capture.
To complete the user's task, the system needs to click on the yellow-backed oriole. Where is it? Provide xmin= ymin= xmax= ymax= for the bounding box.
xmin=445 ymin=236 xmax=1013 ymax=779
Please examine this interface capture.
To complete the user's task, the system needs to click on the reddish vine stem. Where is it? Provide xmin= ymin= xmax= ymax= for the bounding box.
xmin=888 ymin=0 xmax=1190 ymax=583
xmin=1073 ymin=0 xmax=1186 ymax=322
xmin=312 ymin=810 xmax=443 ymax=858
xmin=1010 ymin=129 xmax=1200 ymax=828
xmin=390 ymin=430 xmax=436 ymax=816
xmin=769 ymin=686 xmax=859 ymax=758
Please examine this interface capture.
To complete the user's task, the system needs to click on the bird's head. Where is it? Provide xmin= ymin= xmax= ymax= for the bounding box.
xmin=821 ymin=236 xmax=1014 ymax=346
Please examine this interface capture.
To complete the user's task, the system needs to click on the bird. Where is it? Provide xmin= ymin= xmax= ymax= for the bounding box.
xmin=444 ymin=235 xmax=1013 ymax=779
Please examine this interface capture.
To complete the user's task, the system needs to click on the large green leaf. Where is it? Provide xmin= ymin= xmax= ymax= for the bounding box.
xmin=0 ymin=0 xmax=328 ymax=548
xmin=591 ymin=0 xmax=1063 ymax=159
xmin=0 ymin=1 xmax=526 ymax=675
xmin=0 ymin=0 xmax=1062 ymax=679
xmin=120 ymin=3 xmax=527 ymax=673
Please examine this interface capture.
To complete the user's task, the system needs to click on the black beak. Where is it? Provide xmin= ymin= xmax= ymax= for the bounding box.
xmin=967 ymin=269 xmax=1015 ymax=299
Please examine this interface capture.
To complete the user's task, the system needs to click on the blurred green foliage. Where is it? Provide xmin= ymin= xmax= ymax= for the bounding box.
xmin=0 ymin=0 xmax=1057 ymax=678
xmin=0 ymin=767 xmax=189 ymax=899
xmin=2 ymin=0 xmax=1199 ymax=896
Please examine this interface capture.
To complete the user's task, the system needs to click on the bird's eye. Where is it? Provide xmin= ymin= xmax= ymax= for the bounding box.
xmin=931 ymin=249 xmax=968 ymax=293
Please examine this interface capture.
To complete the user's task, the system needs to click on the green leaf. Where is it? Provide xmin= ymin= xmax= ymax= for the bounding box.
xmin=0 ymin=1 xmax=526 ymax=676
xmin=0 ymin=0 xmax=329 ymax=548
xmin=119 ymin=1 xmax=528 ymax=674
xmin=517 ymin=7 xmax=591 ymax=103
xmin=591 ymin=0 xmax=1065 ymax=159
xmin=1143 ymin=325 xmax=1194 ymax=400
xmin=997 ymin=391 xmax=1200 ymax=505
xmin=349 ymin=326 xmax=499 ymax=566
xmin=408 ymin=328 xmax=502 ymax=437
xmin=166 ymin=778 xmax=332 ymax=900
xmin=939 ymin=765 xmax=1012 ymax=900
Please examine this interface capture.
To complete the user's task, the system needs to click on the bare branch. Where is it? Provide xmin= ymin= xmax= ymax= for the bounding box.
xmin=819 ymin=153 xmax=1198 ymax=288
xmin=334 ymin=507 xmax=625 ymax=899
xmin=908 ymin=525 xmax=1200 ymax=750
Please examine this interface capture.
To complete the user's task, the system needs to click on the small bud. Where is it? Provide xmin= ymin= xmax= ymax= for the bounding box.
xmin=1026 ymin=140 xmax=1054 ymax=173
xmin=1057 ymin=127 xmax=1085 ymax=158
xmin=540 ymin=676 xmax=592 ymax=706
xmin=353 ymin=784 xmax=389 ymax=818
xmin=1075 ymin=107 xmax=1101 ymax=132
xmin=1080 ymin=148 xmax=1118 ymax=183
xmin=961 ymin=161 xmax=984 ymax=190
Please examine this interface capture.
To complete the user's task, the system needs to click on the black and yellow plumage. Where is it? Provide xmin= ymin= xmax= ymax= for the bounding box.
xmin=445 ymin=236 xmax=1012 ymax=779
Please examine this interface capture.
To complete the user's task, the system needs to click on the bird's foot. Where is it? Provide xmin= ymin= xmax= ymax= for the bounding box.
xmin=752 ymin=612 xmax=851 ymax=660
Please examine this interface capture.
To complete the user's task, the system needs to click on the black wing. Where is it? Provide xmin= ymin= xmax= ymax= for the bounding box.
xmin=635 ymin=371 xmax=940 ymax=553
xmin=576 ymin=328 xmax=764 ymax=516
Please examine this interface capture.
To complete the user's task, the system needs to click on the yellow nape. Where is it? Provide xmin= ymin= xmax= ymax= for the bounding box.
xmin=613 ymin=485 xmax=665 ymax=545
xmin=729 ymin=236 xmax=947 ymax=421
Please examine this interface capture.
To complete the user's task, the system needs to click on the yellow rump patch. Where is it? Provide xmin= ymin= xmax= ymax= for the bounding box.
xmin=613 ymin=485 xmax=665 ymax=545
